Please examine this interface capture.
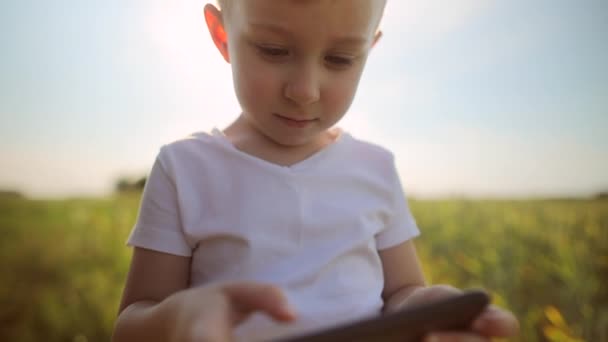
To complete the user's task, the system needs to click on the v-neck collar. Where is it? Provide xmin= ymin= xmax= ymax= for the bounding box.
xmin=210 ymin=127 xmax=348 ymax=172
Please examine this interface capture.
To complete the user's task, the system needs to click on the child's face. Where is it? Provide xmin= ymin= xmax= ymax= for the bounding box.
xmin=206 ymin=0 xmax=384 ymax=147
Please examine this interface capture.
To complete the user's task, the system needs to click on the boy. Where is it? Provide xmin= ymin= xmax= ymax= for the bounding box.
xmin=113 ymin=1 xmax=519 ymax=341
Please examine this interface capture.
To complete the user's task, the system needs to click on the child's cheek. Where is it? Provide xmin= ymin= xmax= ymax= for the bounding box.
xmin=234 ymin=62 xmax=280 ymax=112
xmin=324 ymin=77 xmax=360 ymax=116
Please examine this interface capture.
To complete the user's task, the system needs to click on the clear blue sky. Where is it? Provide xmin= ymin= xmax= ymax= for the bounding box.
xmin=1 ymin=0 xmax=607 ymax=198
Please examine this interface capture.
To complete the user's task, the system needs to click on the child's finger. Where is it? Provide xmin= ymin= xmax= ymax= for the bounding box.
xmin=471 ymin=305 xmax=520 ymax=337
xmin=221 ymin=282 xmax=297 ymax=323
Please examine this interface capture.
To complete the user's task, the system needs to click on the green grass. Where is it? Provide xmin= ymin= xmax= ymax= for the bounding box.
xmin=1 ymin=194 xmax=606 ymax=341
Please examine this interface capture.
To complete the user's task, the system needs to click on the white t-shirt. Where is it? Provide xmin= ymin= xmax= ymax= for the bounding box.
xmin=127 ymin=128 xmax=420 ymax=341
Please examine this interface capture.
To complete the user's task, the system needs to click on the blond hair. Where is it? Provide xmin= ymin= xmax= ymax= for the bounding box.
xmin=217 ymin=0 xmax=386 ymax=27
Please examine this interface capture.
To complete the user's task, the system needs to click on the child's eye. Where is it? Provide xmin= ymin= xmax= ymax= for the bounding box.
xmin=325 ymin=55 xmax=354 ymax=68
xmin=257 ymin=46 xmax=289 ymax=58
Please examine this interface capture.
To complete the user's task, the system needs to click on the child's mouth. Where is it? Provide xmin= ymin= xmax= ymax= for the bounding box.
xmin=274 ymin=114 xmax=318 ymax=128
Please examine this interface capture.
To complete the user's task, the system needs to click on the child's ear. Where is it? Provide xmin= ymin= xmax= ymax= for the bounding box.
xmin=372 ymin=30 xmax=383 ymax=48
xmin=204 ymin=3 xmax=230 ymax=63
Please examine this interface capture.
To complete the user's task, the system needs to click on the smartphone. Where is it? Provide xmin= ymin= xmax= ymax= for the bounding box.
xmin=277 ymin=290 xmax=490 ymax=342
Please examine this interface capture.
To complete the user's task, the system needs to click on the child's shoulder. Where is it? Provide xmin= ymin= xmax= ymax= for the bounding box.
xmin=158 ymin=129 xmax=220 ymax=154
xmin=342 ymin=131 xmax=396 ymax=165
xmin=153 ymin=129 xmax=226 ymax=167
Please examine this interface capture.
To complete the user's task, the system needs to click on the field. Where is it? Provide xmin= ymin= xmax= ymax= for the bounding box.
xmin=0 ymin=194 xmax=606 ymax=341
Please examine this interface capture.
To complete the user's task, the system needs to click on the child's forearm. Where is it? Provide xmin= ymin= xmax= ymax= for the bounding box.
xmin=112 ymin=300 xmax=172 ymax=342
xmin=383 ymin=284 xmax=426 ymax=314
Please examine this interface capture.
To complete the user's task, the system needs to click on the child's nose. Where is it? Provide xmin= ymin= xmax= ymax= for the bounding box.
xmin=284 ymin=67 xmax=320 ymax=106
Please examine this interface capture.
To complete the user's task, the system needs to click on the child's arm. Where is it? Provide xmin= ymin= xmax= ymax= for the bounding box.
xmin=379 ymin=240 xmax=427 ymax=313
xmin=379 ymin=241 xmax=520 ymax=341
xmin=112 ymin=247 xmax=297 ymax=342
xmin=112 ymin=248 xmax=296 ymax=341
xmin=112 ymin=247 xmax=191 ymax=342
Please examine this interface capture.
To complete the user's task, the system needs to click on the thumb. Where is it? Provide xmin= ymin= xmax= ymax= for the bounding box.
xmin=221 ymin=282 xmax=297 ymax=324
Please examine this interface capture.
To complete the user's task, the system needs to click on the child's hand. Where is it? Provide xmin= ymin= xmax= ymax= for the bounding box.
xmin=164 ymin=282 xmax=297 ymax=342
xmin=395 ymin=285 xmax=519 ymax=342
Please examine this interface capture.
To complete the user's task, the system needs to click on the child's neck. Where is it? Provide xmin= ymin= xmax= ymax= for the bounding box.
xmin=222 ymin=115 xmax=339 ymax=167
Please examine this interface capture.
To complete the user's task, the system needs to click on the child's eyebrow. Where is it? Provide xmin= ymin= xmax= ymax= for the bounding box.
xmin=249 ymin=22 xmax=369 ymax=46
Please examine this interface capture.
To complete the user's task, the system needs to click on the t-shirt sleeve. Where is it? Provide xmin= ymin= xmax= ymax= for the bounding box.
xmin=375 ymin=156 xmax=420 ymax=250
xmin=126 ymin=148 xmax=192 ymax=256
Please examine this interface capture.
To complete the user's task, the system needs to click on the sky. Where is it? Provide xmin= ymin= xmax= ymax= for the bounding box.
xmin=0 ymin=0 xmax=607 ymax=199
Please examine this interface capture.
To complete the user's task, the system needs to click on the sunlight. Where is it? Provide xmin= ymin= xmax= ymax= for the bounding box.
xmin=141 ymin=0 xmax=237 ymax=139
xmin=382 ymin=0 xmax=493 ymax=44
